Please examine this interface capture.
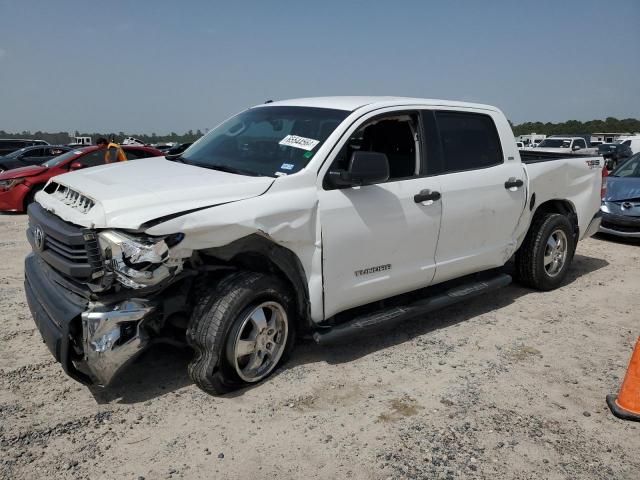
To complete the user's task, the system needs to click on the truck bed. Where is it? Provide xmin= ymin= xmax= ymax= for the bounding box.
xmin=519 ymin=149 xmax=598 ymax=164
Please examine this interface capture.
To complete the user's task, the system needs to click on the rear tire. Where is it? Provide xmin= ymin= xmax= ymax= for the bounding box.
xmin=515 ymin=213 xmax=575 ymax=290
xmin=186 ymin=271 xmax=295 ymax=395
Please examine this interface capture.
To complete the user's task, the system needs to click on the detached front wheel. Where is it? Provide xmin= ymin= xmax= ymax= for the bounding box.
xmin=516 ymin=213 xmax=576 ymax=290
xmin=187 ymin=271 xmax=295 ymax=395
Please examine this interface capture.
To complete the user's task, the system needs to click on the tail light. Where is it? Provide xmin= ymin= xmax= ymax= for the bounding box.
xmin=601 ymin=164 xmax=608 ymax=200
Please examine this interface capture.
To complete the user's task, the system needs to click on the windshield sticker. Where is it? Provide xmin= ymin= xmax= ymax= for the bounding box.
xmin=280 ymin=163 xmax=294 ymax=170
xmin=303 ymin=151 xmax=314 ymax=159
xmin=279 ymin=135 xmax=320 ymax=151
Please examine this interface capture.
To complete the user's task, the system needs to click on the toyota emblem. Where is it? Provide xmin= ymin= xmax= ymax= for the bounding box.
xmin=622 ymin=202 xmax=633 ymax=210
xmin=33 ymin=225 xmax=45 ymax=251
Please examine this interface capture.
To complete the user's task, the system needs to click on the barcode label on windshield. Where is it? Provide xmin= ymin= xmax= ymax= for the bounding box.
xmin=279 ymin=135 xmax=320 ymax=151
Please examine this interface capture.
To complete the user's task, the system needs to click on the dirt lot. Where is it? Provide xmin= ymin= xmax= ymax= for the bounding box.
xmin=0 ymin=213 xmax=638 ymax=480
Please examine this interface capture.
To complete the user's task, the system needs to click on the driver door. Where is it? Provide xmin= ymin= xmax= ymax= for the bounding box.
xmin=318 ymin=110 xmax=442 ymax=318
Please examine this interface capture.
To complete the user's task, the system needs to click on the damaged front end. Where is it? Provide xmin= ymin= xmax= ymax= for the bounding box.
xmin=81 ymin=299 xmax=156 ymax=385
xmin=25 ymin=203 xmax=191 ymax=386
xmin=97 ymin=230 xmax=185 ymax=289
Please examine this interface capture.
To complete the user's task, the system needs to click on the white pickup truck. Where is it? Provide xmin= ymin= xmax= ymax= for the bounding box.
xmin=24 ymin=97 xmax=604 ymax=394
xmin=535 ymin=136 xmax=598 ymax=155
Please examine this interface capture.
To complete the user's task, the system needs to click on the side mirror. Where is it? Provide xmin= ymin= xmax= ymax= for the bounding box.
xmin=70 ymin=162 xmax=86 ymax=170
xmin=328 ymin=151 xmax=390 ymax=188
xmin=572 ymin=145 xmax=582 ymax=151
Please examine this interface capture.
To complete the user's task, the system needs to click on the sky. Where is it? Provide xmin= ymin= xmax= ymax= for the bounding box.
xmin=0 ymin=0 xmax=638 ymax=134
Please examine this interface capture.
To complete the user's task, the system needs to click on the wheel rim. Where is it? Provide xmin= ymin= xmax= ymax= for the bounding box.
xmin=544 ymin=229 xmax=568 ymax=277
xmin=231 ymin=301 xmax=288 ymax=383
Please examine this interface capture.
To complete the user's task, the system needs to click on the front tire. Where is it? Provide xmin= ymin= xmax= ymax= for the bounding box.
xmin=516 ymin=213 xmax=576 ymax=290
xmin=186 ymin=271 xmax=295 ymax=395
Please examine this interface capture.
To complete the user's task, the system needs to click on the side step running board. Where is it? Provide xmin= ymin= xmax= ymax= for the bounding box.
xmin=313 ymin=273 xmax=512 ymax=344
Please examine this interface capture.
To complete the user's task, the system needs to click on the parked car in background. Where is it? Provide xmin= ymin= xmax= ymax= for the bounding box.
xmin=535 ymin=137 xmax=598 ymax=155
xmin=151 ymin=142 xmax=177 ymax=151
xmin=0 ymin=139 xmax=49 ymax=156
xmin=516 ymin=133 xmax=546 ymax=148
xmin=600 ymin=153 xmax=640 ymax=238
xmin=0 ymin=145 xmax=162 ymax=212
xmin=165 ymin=142 xmax=193 ymax=156
xmin=122 ymin=137 xmax=146 ymax=146
xmin=69 ymin=136 xmax=92 ymax=146
xmin=0 ymin=145 xmax=72 ymax=172
xmin=598 ymin=142 xmax=633 ymax=170
xmin=615 ymin=135 xmax=640 ymax=154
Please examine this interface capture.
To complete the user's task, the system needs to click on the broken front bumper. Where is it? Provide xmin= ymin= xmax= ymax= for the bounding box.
xmin=25 ymin=254 xmax=157 ymax=386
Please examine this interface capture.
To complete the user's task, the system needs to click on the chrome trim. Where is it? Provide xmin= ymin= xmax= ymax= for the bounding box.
xmin=81 ymin=299 xmax=155 ymax=385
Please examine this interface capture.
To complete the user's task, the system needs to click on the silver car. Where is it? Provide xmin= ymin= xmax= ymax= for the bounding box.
xmin=600 ymin=153 xmax=640 ymax=238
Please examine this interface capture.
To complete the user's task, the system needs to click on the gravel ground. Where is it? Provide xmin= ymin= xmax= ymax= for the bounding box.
xmin=1 ymin=213 xmax=638 ymax=480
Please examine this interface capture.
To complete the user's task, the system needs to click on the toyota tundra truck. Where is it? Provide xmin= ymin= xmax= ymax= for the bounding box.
xmin=24 ymin=97 xmax=604 ymax=394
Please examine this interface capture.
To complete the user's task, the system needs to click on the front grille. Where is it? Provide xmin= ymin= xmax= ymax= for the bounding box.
xmin=27 ymin=203 xmax=104 ymax=280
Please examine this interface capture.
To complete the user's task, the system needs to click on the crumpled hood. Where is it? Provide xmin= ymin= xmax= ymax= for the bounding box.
xmin=604 ymin=176 xmax=640 ymax=202
xmin=0 ymin=165 xmax=47 ymax=179
xmin=36 ymin=157 xmax=275 ymax=229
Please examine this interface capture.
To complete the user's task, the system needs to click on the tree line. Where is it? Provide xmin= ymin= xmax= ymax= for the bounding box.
xmin=511 ymin=117 xmax=640 ymax=136
xmin=0 ymin=130 xmax=206 ymax=145
xmin=2 ymin=117 xmax=640 ymax=145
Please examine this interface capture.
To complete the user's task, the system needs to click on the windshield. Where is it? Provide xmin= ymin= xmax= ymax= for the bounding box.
xmin=41 ymin=149 xmax=85 ymax=168
xmin=611 ymin=154 xmax=640 ymax=178
xmin=538 ymin=139 xmax=571 ymax=148
xmin=179 ymin=106 xmax=349 ymax=177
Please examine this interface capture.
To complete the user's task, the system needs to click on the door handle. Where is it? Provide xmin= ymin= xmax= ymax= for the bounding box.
xmin=504 ymin=178 xmax=524 ymax=189
xmin=414 ymin=189 xmax=441 ymax=203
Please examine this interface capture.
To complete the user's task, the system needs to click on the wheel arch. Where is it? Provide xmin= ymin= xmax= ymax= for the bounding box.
xmin=530 ymin=198 xmax=579 ymax=240
xmin=198 ymin=234 xmax=312 ymax=332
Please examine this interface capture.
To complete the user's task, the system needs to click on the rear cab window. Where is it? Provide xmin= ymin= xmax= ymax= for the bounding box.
xmin=432 ymin=111 xmax=503 ymax=174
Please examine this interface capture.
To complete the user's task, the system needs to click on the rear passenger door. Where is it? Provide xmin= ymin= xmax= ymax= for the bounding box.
xmin=429 ymin=110 xmax=527 ymax=284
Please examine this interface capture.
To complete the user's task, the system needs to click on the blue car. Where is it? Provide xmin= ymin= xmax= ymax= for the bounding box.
xmin=600 ymin=153 xmax=640 ymax=238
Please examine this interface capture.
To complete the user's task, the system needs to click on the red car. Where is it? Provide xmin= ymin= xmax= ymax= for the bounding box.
xmin=0 ymin=145 xmax=163 ymax=212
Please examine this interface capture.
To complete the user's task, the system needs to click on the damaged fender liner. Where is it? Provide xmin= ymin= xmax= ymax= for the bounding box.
xmin=201 ymin=234 xmax=312 ymax=331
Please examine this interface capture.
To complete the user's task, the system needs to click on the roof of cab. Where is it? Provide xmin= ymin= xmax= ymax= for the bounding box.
xmin=253 ymin=96 xmax=498 ymax=113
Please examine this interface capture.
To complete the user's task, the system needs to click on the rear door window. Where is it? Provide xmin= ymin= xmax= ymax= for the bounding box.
xmin=435 ymin=111 xmax=503 ymax=174
xmin=23 ymin=148 xmax=44 ymax=158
